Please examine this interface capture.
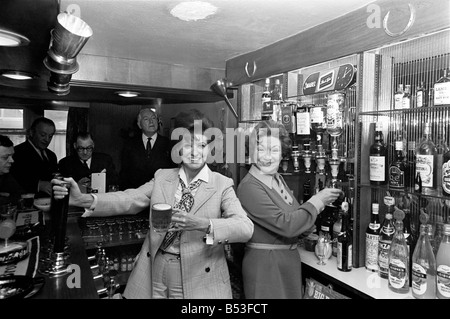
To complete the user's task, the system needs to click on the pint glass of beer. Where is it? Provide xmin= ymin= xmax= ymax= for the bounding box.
xmin=151 ymin=203 xmax=172 ymax=232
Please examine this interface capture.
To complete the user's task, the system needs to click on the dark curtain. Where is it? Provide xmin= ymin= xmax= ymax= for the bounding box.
xmin=66 ymin=107 xmax=89 ymax=157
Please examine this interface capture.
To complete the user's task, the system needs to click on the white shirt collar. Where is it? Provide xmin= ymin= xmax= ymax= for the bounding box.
xmin=28 ymin=140 xmax=45 ymax=159
xmin=178 ymin=164 xmax=210 ymax=186
xmin=81 ymin=157 xmax=92 ymax=166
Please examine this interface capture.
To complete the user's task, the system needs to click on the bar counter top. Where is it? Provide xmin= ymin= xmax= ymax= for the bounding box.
xmin=32 ymin=214 xmax=99 ymax=299
xmin=299 ymin=246 xmax=415 ymax=299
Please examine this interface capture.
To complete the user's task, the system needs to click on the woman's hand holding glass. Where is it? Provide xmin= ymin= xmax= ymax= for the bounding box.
xmin=313 ymin=187 xmax=343 ymax=208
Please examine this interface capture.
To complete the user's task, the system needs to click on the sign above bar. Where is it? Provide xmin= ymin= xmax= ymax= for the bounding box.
xmin=303 ymin=63 xmax=356 ymax=95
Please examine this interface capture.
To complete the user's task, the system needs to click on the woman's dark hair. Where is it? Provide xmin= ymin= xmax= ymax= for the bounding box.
xmin=0 ymin=135 xmax=13 ymax=148
xmin=173 ymin=109 xmax=213 ymax=134
xmin=251 ymin=120 xmax=292 ymax=158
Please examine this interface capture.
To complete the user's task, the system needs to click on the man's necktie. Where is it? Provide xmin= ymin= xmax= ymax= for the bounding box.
xmin=40 ymin=150 xmax=48 ymax=163
xmin=160 ymin=178 xmax=202 ymax=251
xmin=82 ymin=160 xmax=89 ymax=170
xmin=146 ymin=137 xmax=152 ymax=158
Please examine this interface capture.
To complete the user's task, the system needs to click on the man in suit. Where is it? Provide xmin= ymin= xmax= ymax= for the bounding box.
xmin=11 ymin=117 xmax=58 ymax=197
xmin=0 ymin=135 xmax=24 ymax=206
xmin=119 ymin=108 xmax=176 ymax=189
xmin=58 ymin=132 xmax=119 ymax=192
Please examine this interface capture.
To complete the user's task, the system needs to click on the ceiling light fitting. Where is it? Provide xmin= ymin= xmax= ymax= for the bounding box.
xmin=0 ymin=29 xmax=30 ymax=47
xmin=115 ymin=91 xmax=140 ymax=98
xmin=0 ymin=70 xmax=38 ymax=80
xmin=170 ymin=1 xmax=218 ymax=21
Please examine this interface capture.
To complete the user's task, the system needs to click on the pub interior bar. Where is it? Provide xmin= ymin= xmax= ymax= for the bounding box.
xmin=0 ymin=0 xmax=449 ymax=301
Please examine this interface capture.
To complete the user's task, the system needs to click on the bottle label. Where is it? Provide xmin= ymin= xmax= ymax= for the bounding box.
xmin=394 ymin=93 xmax=403 ymax=109
xmin=412 ymin=263 xmax=428 ymax=295
xmin=365 ymin=233 xmax=379 ymax=271
xmin=369 ymin=223 xmax=380 ymax=230
xmin=337 ymin=243 xmax=352 ymax=270
xmin=310 ymin=108 xmax=324 ymax=124
xmin=326 ymin=100 xmax=343 ymax=135
xmin=417 ymin=91 xmax=423 ymax=107
xmin=437 ymin=264 xmax=450 ymax=298
xmin=416 ymin=154 xmax=434 ymax=188
xmin=388 ymin=258 xmax=407 ymax=289
xmin=369 ymin=156 xmax=386 ymax=181
xmin=389 ymin=165 xmax=405 ymax=188
xmin=402 ymin=96 xmax=410 ymax=109
xmin=434 ymin=82 xmax=450 ymax=106
xmin=296 ymin=110 xmax=310 ymax=135
xmin=442 ymin=160 xmax=450 ymax=195
xmin=378 ymin=240 xmax=391 ymax=278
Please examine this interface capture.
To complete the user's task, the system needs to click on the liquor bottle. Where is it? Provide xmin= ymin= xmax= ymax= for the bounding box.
xmin=296 ymin=104 xmax=311 ymax=145
xmin=434 ymin=68 xmax=450 ymax=107
xmin=407 ymin=141 xmax=417 ymax=189
xmin=378 ymin=196 xmax=396 ymax=279
xmin=302 ymin=178 xmax=311 ymax=204
xmin=415 ymin=171 xmax=422 ymax=193
xmin=310 ymin=104 xmax=327 ymax=145
xmin=436 ymin=223 xmax=450 ymax=299
xmin=319 ymin=205 xmax=335 ymax=243
xmin=402 ymin=202 xmax=416 ymax=287
xmin=261 ymin=78 xmax=273 ymax=119
xmin=402 ymin=84 xmax=411 ymax=109
xmin=370 ymin=122 xmax=388 ymax=185
xmin=326 ymin=91 xmax=345 ymax=137
xmin=416 ymin=81 xmax=427 ymax=108
xmin=337 ymin=202 xmax=352 ymax=272
xmin=412 ymin=224 xmax=437 ymax=299
xmin=332 ymin=208 xmax=343 ymax=258
xmin=270 ymin=78 xmax=282 ymax=122
xmin=389 ymin=139 xmax=407 ymax=189
xmin=416 ymin=122 xmax=437 ymax=192
xmin=281 ymin=102 xmax=296 ymax=133
xmin=443 ymin=145 xmax=450 ymax=197
xmin=388 ymin=209 xmax=410 ymax=294
xmin=365 ymin=203 xmax=381 ymax=272
xmin=394 ymin=83 xmax=404 ymax=110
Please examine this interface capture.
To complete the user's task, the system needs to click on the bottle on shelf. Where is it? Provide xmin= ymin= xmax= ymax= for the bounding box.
xmin=310 ymin=104 xmax=327 ymax=146
xmin=378 ymin=196 xmax=396 ymax=279
xmin=389 ymin=138 xmax=407 ymax=189
xmin=414 ymin=171 xmax=423 ymax=193
xmin=388 ymin=209 xmax=410 ymax=294
xmin=365 ymin=202 xmax=381 ymax=272
xmin=402 ymin=84 xmax=411 ymax=109
xmin=416 ymin=122 xmax=437 ymax=193
xmin=412 ymin=224 xmax=437 ymax=299
xmin=442 ymin=143 xmax=450 ymax=197
xmin=302 ymin=178 xmax=311 ymax=204
xmin=401 ymin=197 xmax=416 ymax=287
xmin=326 ymin=91 xmax=345 ymax=137
xmin=281 ymin=102 xmax=296 ymax=134
xmin=295 ymin=103 xmax=311 ymax=145
xmin=436 ymin=223 xmax=450 ymax=299
xmin=415 ymin=81 xmax=427 ymax=108
xmin=337 ymin=201 xmax=352 ymax=272
xmin=319 ymin=205 xmax=335 ymax=244
xmin=433 ymin=68 xmax=450 ymax=107
xmin=436 ymin=118 xmax=449 ymax=192
xmin=261 ymin=78 xmax=272 ymax=120
xmin=270 ymin=78 xmax=283 ymax=122
xmin=407 ymin=141 xmax=417 ymax=189
xmin=394 ymin=83 xmax=404 ymax=110
xmin=370 ymin=121 xmax=388 ymax=185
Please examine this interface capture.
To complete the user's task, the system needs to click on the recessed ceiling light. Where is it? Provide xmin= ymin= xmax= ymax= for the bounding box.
xmin=0 ymin=70 xmax=37 ymax=80
xmin=0 ymin=29 xmax=30 ymax=47
xmin=115 ymin=91 xmax=140 ymax=98
xmin=170 ymin=1 xmax=218 ymax=21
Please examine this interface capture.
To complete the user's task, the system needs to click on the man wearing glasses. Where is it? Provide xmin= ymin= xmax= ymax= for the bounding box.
xmin=58 ymin=132 xmax=119 ymax=192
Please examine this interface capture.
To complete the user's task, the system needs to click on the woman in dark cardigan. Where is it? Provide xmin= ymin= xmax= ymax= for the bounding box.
xmin=237 ymin=120 xmax=342 ymax=299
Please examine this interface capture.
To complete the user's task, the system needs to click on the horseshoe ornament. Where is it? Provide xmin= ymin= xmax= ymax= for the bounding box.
xmin=244 ymin=61 xmax=257 ymax=78
xmin=383 ymin=3 xmax=416 ymax=37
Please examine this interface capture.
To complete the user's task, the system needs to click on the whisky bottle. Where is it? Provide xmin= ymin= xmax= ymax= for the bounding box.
xmin=370 ymin=122 xmax=387 ymax=185
xmin=402 ymin=84 xmax=411 ymax=109
xmin=296 ymin=104 xmax=311 ymax=144
xmin=389 ymin=140 xmax=407 ymax=189
xmin=365 ymin=203 xmax=380 ymax=272
xmin=442 ymin=145 xmax=450 ymax=197
xmin=394 ymin=83 xmax=404 ymax=109
xmin=436 ymin=118 xmax=449 ymax=194
xmin=436 ymin=223 xmax=450 ymax=299
xmin=337 ymin=202 xmax=352 ymax=272
xmin=416 ymin=122 xmax=437 ymax=192
xmin=261 ymin=78 xmax=273 ymax=119
xmin=434 ymin=68 xmax=450 ymax=107
xmin=416 ymin=81 xmax=427 ymax=108
xmin=388 ymin=209 xmax=410 ymax=294
xmin=270 ymin=78 xmax=282 ymax=122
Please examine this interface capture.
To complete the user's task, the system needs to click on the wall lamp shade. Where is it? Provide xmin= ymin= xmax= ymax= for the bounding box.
xmin=43 ymin=12 xmax=93 ymax=96
xmin=0 ymin=29 xmax=30 ymax=47
xmin=210 ymin=78 xmax=238 ymax=119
